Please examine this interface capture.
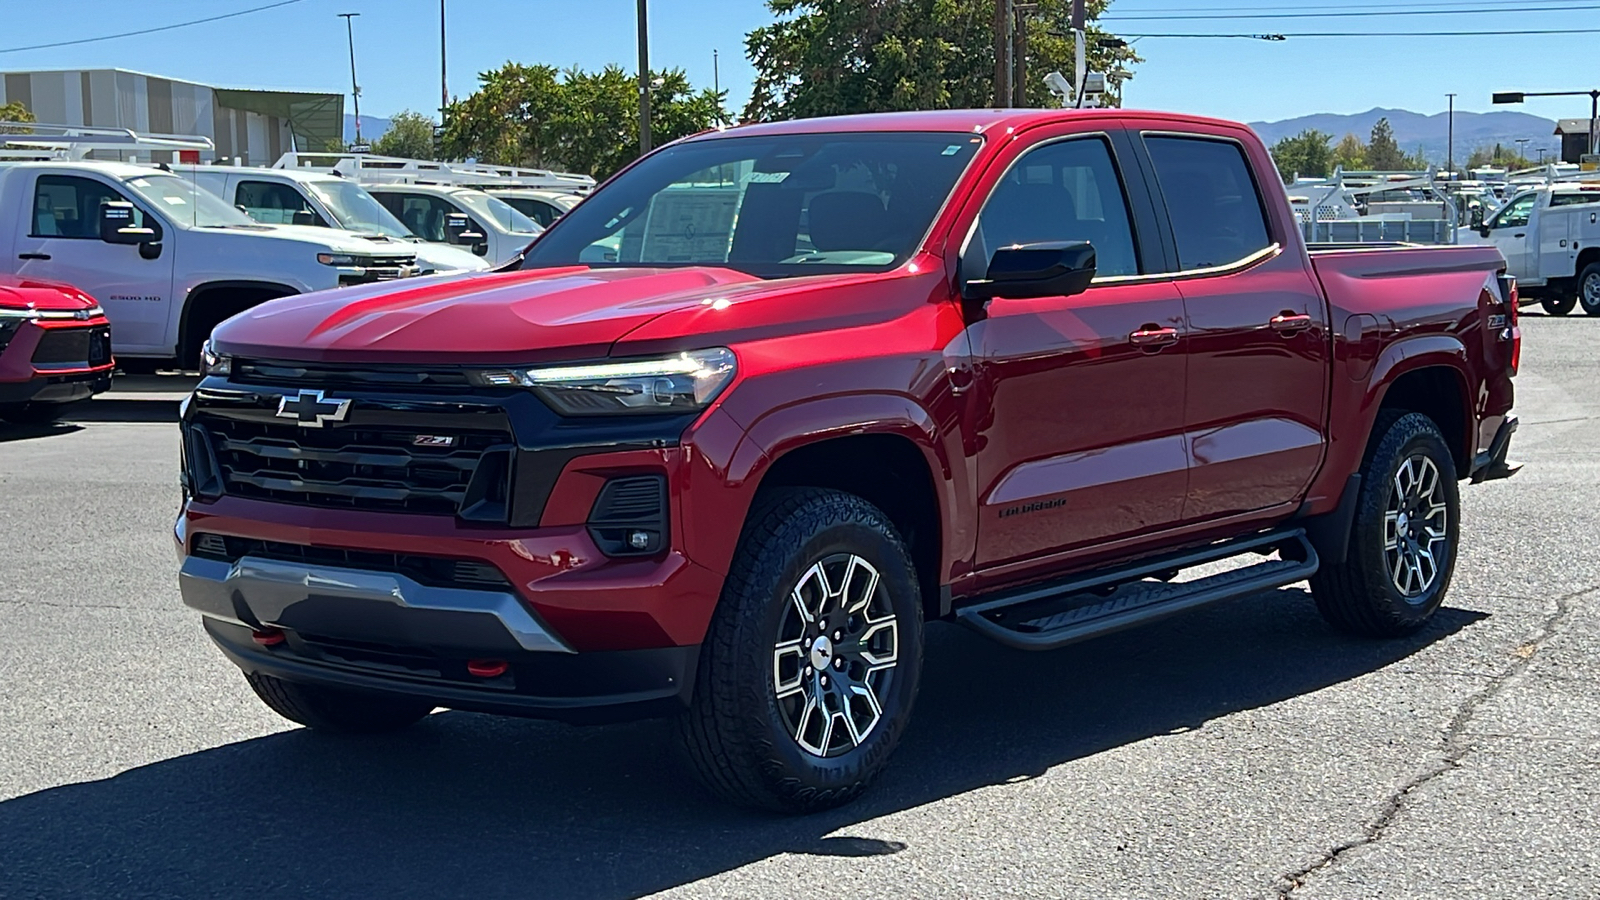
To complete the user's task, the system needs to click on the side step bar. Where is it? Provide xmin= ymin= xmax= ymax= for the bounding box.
xmin=957 ymin=529 xmax=1320 ymax=651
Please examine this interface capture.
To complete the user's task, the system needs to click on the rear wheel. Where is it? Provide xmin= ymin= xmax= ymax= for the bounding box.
xmin=1541 ymin=294 xmax=1577 ymax=316
xmin=245 ymin=672 xmax=434 ymax=734
xmin=1311 ymin=412 xmax=1460 ymax=637
xmin=1580 ymin=262 xmax=1600 ymax=317
xmin=675 ymin=488 xmax=923 ymax=812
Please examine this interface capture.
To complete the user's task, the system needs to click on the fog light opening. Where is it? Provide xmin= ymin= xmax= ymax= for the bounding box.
xmin=467 ymin=658 xmax=509 ymax=678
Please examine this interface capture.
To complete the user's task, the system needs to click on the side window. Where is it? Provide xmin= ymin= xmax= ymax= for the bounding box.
xmin=1548 ymin=193 xmax=1600 ymax=208
xmin=235 ymin=180 xmax=325 ymax=226
xmin=1492 ymin=194 xmax=1536 ymax=229
xmin=387 ymin=194 xmax=464 ymax=242
xmin=971 ymin=136 xmax=1141 ymax=278
xmin=32 ymin=175 xmax=142 ymax=239
xmin=1144 ymin=136 xmax=1273 ymax=270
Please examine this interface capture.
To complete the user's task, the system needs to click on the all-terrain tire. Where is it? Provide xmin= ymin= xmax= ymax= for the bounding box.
xmin=1310 ymin=411 xmax=1460 ymax=637
xmin=1541 ymin=294 xmax=1577 ymax=316
xmin=674 ymin=488 xmax=924 ymax=813
xmin=1580 ymin=262 xmax=1600 ymax=317
xmin=245 ymin=672 xmax=435 ymax=734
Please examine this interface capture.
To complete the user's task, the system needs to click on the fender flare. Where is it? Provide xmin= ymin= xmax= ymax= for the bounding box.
xmin=1364 ymin=333 xmax=1475 ymax=464
xmin=177 ymin=279 xmax=300 ymax=359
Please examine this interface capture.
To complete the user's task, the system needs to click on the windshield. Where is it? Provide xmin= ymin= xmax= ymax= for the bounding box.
xmin=126 ymin=174 xmax=257 ymax=228
xmin=455 ymin=191 xmax=541 ymax=234
xmin=521 ymin=131 xmax=983 ymax=277
xmin=306 ymin=179 xmax=414 ymax=239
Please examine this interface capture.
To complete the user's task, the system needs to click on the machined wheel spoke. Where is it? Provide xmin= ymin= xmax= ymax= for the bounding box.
xmin=773 ymin=638 xmax=807 ymax=699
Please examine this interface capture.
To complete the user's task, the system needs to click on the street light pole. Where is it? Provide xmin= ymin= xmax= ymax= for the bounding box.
xmin=637 ymin=0 xmax=651 ymax=155
xmin=338 ymin=12 xmax=362 ymax=147
xmin=1446 ymin=92 xmax=1455 ymax=175
xmin=440 ymin=0 xmax=448 ymax=120
xmin=1493 ymin=87 xmax=1600 ymax=160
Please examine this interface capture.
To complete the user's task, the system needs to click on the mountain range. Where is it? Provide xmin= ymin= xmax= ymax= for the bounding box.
xmin=342 ymin=114 xmax=392 ymax=146
xmin=1248 ymin=107 xmax=1560 ymax=164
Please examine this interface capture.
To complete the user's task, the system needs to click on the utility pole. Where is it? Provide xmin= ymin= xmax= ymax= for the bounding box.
xmin=994 ymin=0 xmax=1013 ymax=107
xmin=638 ymin=0 xmax=652 ymax=155
xmin=1446 ymin=92 xmax=1455 ymax=175
xmin=338 ymin=13 xmax=362 ymax=147
xmin=440 ymin=1 xmax=448 ymax=120
xmin=713 ymin=49 xmax=721 ymax=125
xmin=1012 ymin=4 xmax=1035 ymax=107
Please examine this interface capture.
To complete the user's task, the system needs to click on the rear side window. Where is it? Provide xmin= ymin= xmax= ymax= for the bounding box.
xmin=1145 ymin=136 xmax=1273 ymax=270
xmin=1550 ymin=192 xmax=1600 ymax=207
xmin=236 ymin=180 xmax=326 ymax=226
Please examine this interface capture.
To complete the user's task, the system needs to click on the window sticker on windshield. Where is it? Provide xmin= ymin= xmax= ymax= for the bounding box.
xmin=163 ymin=196 xmax=188 ymax=205
xmin=746 ymin=172 xmax=790 ymax=184
xmin=942 ymin=145 xmax=963 ymax=156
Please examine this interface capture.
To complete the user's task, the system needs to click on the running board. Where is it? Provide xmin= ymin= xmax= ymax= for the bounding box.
xmin=956 ymin=529 xmax=1320 ymax=651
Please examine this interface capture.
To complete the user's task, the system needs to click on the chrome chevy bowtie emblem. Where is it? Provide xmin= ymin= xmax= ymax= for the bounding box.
xmin=275 ymin=389 xmax=352 ymax=428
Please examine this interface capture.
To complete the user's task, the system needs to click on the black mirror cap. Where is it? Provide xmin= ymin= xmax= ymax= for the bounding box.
xmin=98 ymin=201 xmax=156 ymax=245
xmin=445 ymin=213 xmax=485 ymax=245
xmin=291 ymin=210 xmax=317 ymax=227
xmin=472 ymin=241 xmax=490 ymax=257
xmin=966 ymin=241 xmax=1097 ymax=302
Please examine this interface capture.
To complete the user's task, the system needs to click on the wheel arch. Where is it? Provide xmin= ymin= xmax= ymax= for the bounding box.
xmin=1367 ymin=337 xmax=1475 ymax=476
xmin=178 ymin=280 xmax=299 ymax=366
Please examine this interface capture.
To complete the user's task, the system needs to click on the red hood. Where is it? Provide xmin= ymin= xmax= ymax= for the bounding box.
xmin=0 ymin=274 xmax=100 ymax=312
xmin=210 ymin=267 xmax=770 ymax=364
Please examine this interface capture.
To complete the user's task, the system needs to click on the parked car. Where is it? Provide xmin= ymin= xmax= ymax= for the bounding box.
xmin=173 ymin=166 xmax=490 ymax=276
xmin=365 ymin=183 xmax=542 ymax=266
xmin=0 ymin=273 xmax=112 ymax=423
xmin=1457 ymin=182 xmax=1600 ymax=315
xmin=175 ymin=108 xmax=1520 ymax=813
xmin=0 ymin=161 xmax=425 ymax=366
xmin=486 ymin=188 xmax=583 ymax=229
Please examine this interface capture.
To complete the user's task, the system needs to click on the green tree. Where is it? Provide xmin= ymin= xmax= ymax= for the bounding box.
xmin=371 ymin=110 xmax=438 ymax=159
xmin=743 ymin=0 xmax=1139 ymax=121
xmin=1269 ymin=129 xmax=1334 ymax=182
xmin=1332 ymin=132 xmax=1366 ymax=170
xmin=1365 ymin=117 xmax=1408 ymax=170
xmin=0 ymin=100 xmax=34 ymax=134
xmin=1466 ymin=143 xmax=1534 ymax=170
xmin=440 ymin=63 xmax=725 ymax=178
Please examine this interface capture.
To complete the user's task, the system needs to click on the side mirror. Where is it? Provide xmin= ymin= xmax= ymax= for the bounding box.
xmin=471 ymin=241 xmax=489 ymax=257
xmin=99 ymin=201 xmax=156 ymax=246
xmin=445 ymin=212 xmax=486 ymax=246
xmin=963 ymin=241 xmax=1097 ymax=302
xmin=1479 ymin=224 xmax=1492 ymax=238
xmin=291 ymin=210 xmax=317 ymax=227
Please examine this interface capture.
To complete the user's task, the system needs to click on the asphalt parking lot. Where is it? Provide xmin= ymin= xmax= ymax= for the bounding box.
xmin=1 ymin=315 xmax=1595 ymax=900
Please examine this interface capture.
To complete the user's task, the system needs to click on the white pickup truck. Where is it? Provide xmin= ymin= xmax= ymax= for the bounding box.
xmin=1459 ymin=181 xmax=1600 ymax=315
xmin=0 ymin=161 xmax=426 ymax=365
xmin=172 ymin=166 xmax=490 ymax=276
xmin=364 ymin=182 xmax=542 ymax=267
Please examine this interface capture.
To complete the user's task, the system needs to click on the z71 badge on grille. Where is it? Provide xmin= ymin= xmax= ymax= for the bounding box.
xmin=412 ymin=434 xmax=457 ymax=447
xmin=275 ymin=389 xmax=352 ymax=428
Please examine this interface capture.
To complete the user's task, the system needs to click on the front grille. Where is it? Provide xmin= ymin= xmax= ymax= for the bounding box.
xmin=232 ymin=358 xmax=475 ymax=393
xmin=192 ymin=533 xmax=513 ymax=590
xmin=197 ymin=415 xmax=512 ymax=517
xmin=31 ymin=325 xmax=111 ymax=368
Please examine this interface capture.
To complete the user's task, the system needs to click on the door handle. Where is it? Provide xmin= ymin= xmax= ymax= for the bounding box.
xmin=1270 ymin=313 xmax=1313 ymax=334
xmin=1129 ymin=326 xmax=1180 ymax=349
xmin=1513 ymin=233 xmax=1525 ymax=238
xmin=17 ymin=252 xmax=50 ymax=260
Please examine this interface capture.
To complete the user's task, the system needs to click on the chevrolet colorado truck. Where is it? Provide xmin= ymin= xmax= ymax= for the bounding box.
xmin=176 ymin=109 xmax=1520 ymax=812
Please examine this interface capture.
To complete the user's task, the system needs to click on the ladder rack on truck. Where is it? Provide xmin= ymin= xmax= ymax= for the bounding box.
xmin=271 ymin=152 xmax=595 ymax=194
xmin=0 ymin=122 xmax=213 ymax=162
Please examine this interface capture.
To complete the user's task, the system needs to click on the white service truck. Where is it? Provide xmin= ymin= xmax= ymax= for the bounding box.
xmin=0 ymin=161 xmax=425 ymax=365
xmin=172 ymin=166 xmax=490 ymax=276
xmin=364 ymin=182 xmax=542 ymax=267
xmin=1459 ymin=181 xmax=1600 ymax=316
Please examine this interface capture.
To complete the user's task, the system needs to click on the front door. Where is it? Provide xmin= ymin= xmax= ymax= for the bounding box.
xmin=1139 ymin=133 xmax=1330 ymax=521
xmin=1486 ymin=192 xmax=1538 ymax=281
xmin=12 ymin=172 xmax=175 ymax=355
xmin=970 ymin=132 xmax=1189 ymax=570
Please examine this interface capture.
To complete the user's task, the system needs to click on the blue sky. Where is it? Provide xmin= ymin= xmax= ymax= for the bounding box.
xmin=1 ymin=0 xmax=1595 ymax=127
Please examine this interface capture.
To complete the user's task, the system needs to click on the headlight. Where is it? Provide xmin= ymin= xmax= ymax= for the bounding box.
xmin=490 ymin=348 xmax=737 ymax=416
xmin=317 ymin=252 xmax=358 ymax=266
xmin=198 ymin=340 xmax=231 ymax=377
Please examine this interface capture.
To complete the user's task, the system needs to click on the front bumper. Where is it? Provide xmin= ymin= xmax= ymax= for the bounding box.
xmin=0 ymin=316 xmax=113 ymax=403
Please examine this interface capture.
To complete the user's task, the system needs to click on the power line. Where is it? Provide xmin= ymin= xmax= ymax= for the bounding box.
xmin=0 ymin=0 xmax=307 ymax=55
xmin=1106 ymin=3 xmax=1600 ymax=20
xmin=1123 ymin=26 xmax=1600 ymax=37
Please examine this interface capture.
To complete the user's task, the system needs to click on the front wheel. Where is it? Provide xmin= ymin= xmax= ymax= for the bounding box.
xmin=1311 ymin=412 xmax=1460 ymax=637
xmin=1580 ymin=263 xmax=1600 ymax=317
xmin=675 ymin=488 xmax=924 ymax=813
xmin=1542 ymin=294 xmax=1577 ymax=316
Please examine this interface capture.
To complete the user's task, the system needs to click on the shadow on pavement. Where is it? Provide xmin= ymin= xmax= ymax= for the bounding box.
xmin=63 ymin=397 xmax=181 ymax=424
xmin=0 ymin=421 xmax=83 ymax=443
xmin=0 ymin=590 xmax=1487 ymax=899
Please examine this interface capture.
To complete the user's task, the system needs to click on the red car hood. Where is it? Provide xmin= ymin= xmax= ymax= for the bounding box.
xmin=0 ymin=274 xmax=100 ymax=312
xmin=210 ymin=267 xmax=770 ymax=364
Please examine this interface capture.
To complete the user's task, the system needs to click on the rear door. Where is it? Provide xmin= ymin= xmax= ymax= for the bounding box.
xmin=1136 ymin=130 xmax=1330 ymax=522
xmin=12 ymin=171 xmax=175 ymax=355
xmin=969 ymin=126 xmax=1190 ymax=570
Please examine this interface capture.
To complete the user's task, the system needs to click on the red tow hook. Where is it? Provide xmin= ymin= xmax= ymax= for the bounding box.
xmin=251 ymin=628 xmax=286 ymax=647
xmin=467 ymin=659 xmax=509 ymax=678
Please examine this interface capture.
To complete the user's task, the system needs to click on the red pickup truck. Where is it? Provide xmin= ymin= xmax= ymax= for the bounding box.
xmin=176 ymin=109 xmax=1519 ymax=812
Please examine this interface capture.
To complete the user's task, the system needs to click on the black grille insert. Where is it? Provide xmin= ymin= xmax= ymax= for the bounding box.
xmin=191 ymin=533 xmax=514 ymax=591
xmin=231 ymin=359 xmax=475 ymax=392
xmin=31 ymin=325 xmax=111 ymax=368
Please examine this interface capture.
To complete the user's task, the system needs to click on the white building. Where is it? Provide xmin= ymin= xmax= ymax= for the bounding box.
xmin=0 ymin=68 xmax=343 ymax=163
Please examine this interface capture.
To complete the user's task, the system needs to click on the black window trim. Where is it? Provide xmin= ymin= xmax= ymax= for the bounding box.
xmin=28 ymin=172 xmax=162 ymax=241
xmin=956 ymin=129 xmax=1151 ymax=283
xmin=1134 ymin=130 xmax=1283 ymax=279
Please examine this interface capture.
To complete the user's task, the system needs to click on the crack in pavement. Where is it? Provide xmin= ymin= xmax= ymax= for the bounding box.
xmin=1270 ymin=583 xmax=1597 ymax=899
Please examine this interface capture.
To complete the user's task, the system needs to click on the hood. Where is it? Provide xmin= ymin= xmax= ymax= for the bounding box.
xmin=409 ymin=241 xmax=492 ymax=273
xmin=210 ymin=266 xmax=767 ymax=364
xmin=212 ymin=223 xmax=400 ymax=255
xmin=0 ymin=274 xmax=101 ymax=312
